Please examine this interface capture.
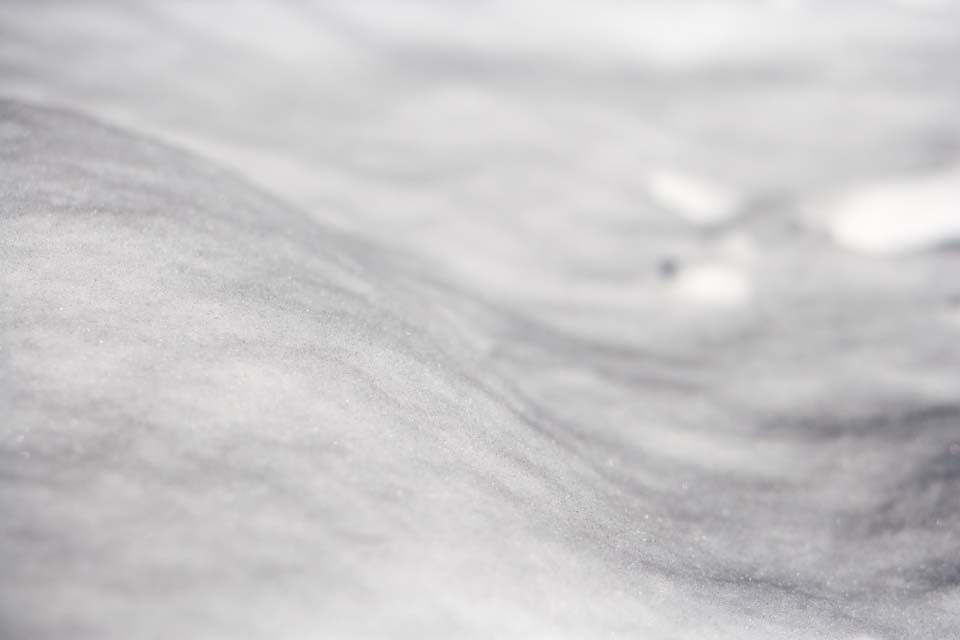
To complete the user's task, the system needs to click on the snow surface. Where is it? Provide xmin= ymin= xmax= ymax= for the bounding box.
xmin=2 ymin=1 xmax=960 ymax=638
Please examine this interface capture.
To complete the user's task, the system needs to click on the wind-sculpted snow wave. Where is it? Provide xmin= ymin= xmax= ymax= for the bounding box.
xmin=2 ymin=1 xmax=960 ymax=638
xmin=2 ymin=99 xmax=958 ymax=639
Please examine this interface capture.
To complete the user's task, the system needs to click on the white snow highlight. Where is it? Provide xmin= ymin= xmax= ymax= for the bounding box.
xmin=825 ymin=167 xmax=960 ymax=255
xmin=647 ymin=170 xmax=741 ymax=225
xmin=670 ymin=263 xmax=750 ymax=306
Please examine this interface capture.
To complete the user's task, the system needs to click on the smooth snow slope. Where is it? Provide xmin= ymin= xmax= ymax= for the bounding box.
xmin=2 ymin=1 xmax=960 ymax=638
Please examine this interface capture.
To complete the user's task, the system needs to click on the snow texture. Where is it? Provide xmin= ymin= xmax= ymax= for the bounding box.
xmin=2 ymin=1 xmax=960 ymax=638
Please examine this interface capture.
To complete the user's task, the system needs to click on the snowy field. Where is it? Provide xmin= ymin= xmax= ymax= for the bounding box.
xmin=2 ymin=1 xmax=960 ymax=638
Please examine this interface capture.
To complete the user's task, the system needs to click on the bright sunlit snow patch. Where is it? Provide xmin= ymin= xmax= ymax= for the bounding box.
xmin=670 ymin=263 xmax=750 ymax=306
xmin=825 ymin=167 xmax=960 ymax=255
xmin=647 ymin=170 xmax=741 ymax=225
